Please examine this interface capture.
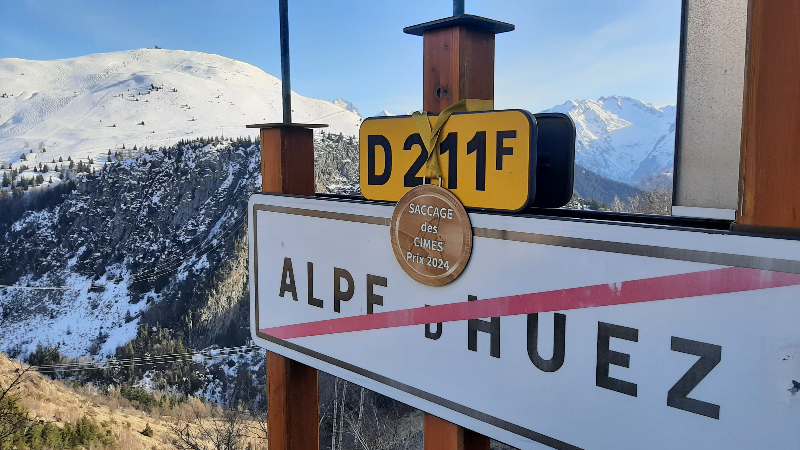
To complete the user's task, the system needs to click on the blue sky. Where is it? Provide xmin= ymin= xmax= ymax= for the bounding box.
xmin=1 ymin=0 xmax=682 ymax=116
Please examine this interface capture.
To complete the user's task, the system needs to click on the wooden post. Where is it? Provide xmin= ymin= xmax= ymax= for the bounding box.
xmin=249 ymin=122 xmax=326 ymax=450
xmin=405 ymin=11 xmax=514 ymax=450
xmin=422 ymin=26 xmax=495 ymax=114
xmin=405 ymin=15 xmax=514 ymax=115
xmin=266 ymin=351 xmax=319 ymax=450
xmin=734 ymin=0 xmax=800 ymax=234
xmin=259 ymin=126 xmax=316 ymax=195
xmin=424 ymin=415 xmax=491 ymax=450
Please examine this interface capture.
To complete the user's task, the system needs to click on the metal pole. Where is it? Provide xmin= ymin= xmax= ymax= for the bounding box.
xmin=453 ymin=0 xmax=464 ymax=16
xmin=279 ymin=0 xmax=292 ymax=124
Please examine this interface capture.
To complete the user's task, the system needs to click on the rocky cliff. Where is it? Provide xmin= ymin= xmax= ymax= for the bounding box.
xmin=0 ymin=136 xmax=260 ymax=358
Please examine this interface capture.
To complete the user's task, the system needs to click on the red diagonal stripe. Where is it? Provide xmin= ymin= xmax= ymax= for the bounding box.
xmin=261 ymin=267 xmax=800 ymax=340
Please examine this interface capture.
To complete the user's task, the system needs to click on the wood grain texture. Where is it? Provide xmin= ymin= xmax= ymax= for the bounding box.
xmin=260 ymin=123 xmax=319 ymax=449
xmin=424 ymin=414 xmax=489 ymax=450
xmin=423 ymin=26 xmax=495 ymax=114
xmin=260 ymin=127 xmax=315 ymax=196
xmin=266 ymin=352 xmax=319 ymax=450
xmin=737 ymin=0 xmax=800 ymax=229
xmin=425 ymin=414 xmax=463 ymax=450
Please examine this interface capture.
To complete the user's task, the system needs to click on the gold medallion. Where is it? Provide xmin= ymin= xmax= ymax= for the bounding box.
xmin=390 ymin=185 xmax=472 ymax=286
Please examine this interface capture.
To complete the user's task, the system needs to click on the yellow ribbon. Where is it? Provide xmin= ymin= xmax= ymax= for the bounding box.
xmin=411 ymin=99 xmax=494 ymax=184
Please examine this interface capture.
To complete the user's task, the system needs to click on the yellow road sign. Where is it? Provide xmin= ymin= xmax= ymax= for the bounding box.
xmin=359 ymin=110 xmax=536 ymax=211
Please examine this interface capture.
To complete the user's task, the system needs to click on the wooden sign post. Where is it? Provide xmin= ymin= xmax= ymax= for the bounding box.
xmin=404 ymin=4 xmax=514 ymax=449
xmin=250 ymin=122 xmax=324 ymax=450
xmin=248 ymin=1 xmax=326 ymax=449
xmin=735 ymin=0 xmax=800 ymax=235
xmin=403 ymin=9 xmax=514 ymax=114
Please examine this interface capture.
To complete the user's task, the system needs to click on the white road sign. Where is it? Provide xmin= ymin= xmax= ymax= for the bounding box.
xmin=249 ymin=193 xmax=800 ymax=450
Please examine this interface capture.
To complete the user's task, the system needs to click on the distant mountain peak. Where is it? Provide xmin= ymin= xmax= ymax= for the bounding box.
xmin=331 ymin=98 xmax=361 ymax=117
xmin=373 ymin=110 xmax=396 ymax=117
xmin=542 ymin=96 xmax=676 ymax=184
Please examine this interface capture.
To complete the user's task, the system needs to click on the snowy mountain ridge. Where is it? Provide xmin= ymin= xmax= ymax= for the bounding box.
xmin=0 ymin=49 xmax=361 ymax=171
xmin=330 ymin=98 xmax=361 ymax=117
xmin=367 ymin=96 xmax=676 ymax=184
xmin=0 ymin=49 xmax=675 ymax=186
xmin=542 ymin=95 xmax=675 ymax=183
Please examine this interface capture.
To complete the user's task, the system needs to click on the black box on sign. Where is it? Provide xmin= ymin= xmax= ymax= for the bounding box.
xmin=530 ymin=113 xmax=576 ymax=208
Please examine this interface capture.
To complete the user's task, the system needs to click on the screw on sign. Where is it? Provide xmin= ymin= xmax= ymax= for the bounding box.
xmin=390 ymin=184 xmax=473 ymax=286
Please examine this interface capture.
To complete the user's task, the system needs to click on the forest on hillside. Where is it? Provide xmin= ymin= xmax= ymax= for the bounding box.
xmin=0 ymin=132 xmax=672 ymax=450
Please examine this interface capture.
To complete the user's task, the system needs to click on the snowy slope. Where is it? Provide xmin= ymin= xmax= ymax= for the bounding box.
xmin=0 ymin=138 xmax=260 ymax=358
xmin=542 ymin=96 xmax=675 ymax=183
xmin=0 ymin=49 xmax=362 ymax=170
xmin=331 ymin=98 xmax=360 ymax=117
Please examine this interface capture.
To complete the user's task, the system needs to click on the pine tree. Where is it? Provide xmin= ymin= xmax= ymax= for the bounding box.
xmin=2 ymin=172 xmax=9 ymax=187
xmin=59 ymin=156 xmax=63 ymax=162
xmin=20 ymin=153 xmax=26 ymax=161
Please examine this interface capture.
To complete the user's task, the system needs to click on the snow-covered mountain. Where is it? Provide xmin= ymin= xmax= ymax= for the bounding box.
xmin=330 ymin=98 xmax=360 ymax=117
xmin=0 ymin=49 xmax=673 ymax=188
xmin=373 ymin=110 xmax=396 ymax=117
xmin=542 ymin=95 xmax=675 ymax=184
xmin=0 ymin=49 xmax=361 ymax=171
xmin=366 ymin=96 xmax=675 ymax=185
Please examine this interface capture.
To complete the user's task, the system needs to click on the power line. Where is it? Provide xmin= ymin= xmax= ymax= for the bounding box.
xmin=121 ymin=145 xmax=253 ymax=281
xmin=129 ymin=214 xmax=246 ymax=282
xmin=0 ymin=285 xmax=76 ymax=290
xmin=130 ymin=217 xmax=246 ymax=283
